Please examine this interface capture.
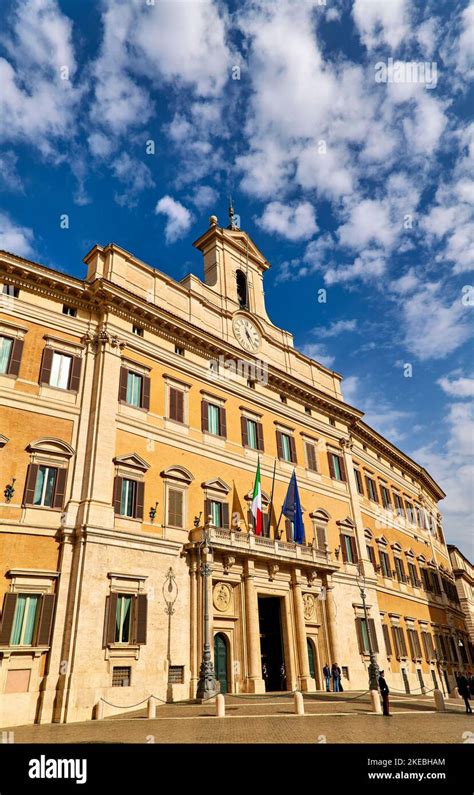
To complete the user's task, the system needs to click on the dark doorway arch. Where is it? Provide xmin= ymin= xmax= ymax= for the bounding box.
xmin=307 ymin=638 xmax=316 ymax=681
xmin=214 ymin=633 xmax=229 ymax=694
xmin=236 ymin=270 xmax=248 ymax=310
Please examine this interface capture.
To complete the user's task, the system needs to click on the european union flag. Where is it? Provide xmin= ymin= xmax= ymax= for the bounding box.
xmin=282 ymin=470 xmax=305 ymax=544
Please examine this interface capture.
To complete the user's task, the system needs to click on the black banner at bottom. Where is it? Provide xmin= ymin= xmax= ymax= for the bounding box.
xmin=0 ymin=743 xmax=472 ymax=791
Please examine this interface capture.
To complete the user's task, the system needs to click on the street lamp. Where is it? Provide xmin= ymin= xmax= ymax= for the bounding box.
xmin=196 ymin=518 xmax=218 ymax=701
xmin=356 ymin=562 xmax=380 ymax=691
xmin=163 ymin=567 xmax=178 ymax=703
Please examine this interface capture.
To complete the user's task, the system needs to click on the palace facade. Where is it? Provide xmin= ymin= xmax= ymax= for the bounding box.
xmin=0 ymin=214 xmax=471 ymax=727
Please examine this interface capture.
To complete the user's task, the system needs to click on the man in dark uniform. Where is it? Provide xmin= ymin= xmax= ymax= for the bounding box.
xmin=378 ymin=669 xmax=391 ymax=716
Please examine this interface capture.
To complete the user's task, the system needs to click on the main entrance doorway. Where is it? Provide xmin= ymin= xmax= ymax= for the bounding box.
xmin=214 ymin=633 xmax=228 ymax=694
xmin=258 ymin=596 xmax=285 ymax=691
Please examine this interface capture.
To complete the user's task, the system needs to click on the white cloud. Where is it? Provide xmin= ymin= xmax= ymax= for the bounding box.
xmin=155 ymin=195 xmax=193 ymax=244
xmin=399 ymin=282 xmax=472 ymax=360
xmin=257 ymin=201 xmax=318 ymax=241
xmin=352 ymin=0 xmax=409 ymax=51
xmin=341 ymin=374 xmax=360 ymax=404
xmin=0 ymin=0 xmax=81 ymax=155
xmin=324 ymin=249 xmax=386 ymax=286
xmin=0 ymin=151 xmax=23 ymax=192
xmin=412 ymin=401 xmax=474 ymax=550
xmin=0 ymin=212 xmax=34 ymax=257
xmin=299 ymin=342 xmax=335 ymax=369
xmin=190 ymin=185 xmax=218 ymax=211
xmin=454 ymin=2 xmax=474 ymax=79
xmin=315 ymin=319 xmax=358 ymax=338
xmin=438 ymin=375 xmax=474 ymax=399
xmin=111 ymin=153 xmax=154 ymax=208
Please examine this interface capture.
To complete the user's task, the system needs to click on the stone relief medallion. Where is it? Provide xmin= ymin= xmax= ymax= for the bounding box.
xmin=303 ymin=593 xmax=316 ymax=621
xmin=213 ymin=582 xmax=232 ymax=612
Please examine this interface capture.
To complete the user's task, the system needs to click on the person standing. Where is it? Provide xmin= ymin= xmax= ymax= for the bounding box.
xmin=457 ymin=673 xmax=473 ymax=714
xmin=331 ymin=662 xmax=341 ymax=692
xmin=323 ymin=663 xmax=331 ymax=692
xmin=378 ymin=670 xmax=391 ymax=716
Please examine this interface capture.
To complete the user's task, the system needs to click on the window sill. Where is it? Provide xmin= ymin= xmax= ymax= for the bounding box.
xmin=0 ymin=645 xmax=49 ymax=658
xmin=23 ymin=504 xmax=62 ymax=512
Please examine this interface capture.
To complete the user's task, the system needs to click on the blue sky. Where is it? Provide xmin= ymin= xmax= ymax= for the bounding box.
xmin=0 ymin=0 xmax=473 ymax=552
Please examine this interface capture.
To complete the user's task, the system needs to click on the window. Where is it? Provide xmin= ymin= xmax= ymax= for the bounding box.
xmin=201 ymin=400 xmax=226 ymax=437
xmin=206 ymin=499 xmax=229 ymax=529
xmin=421 ymin=568 xmax=432 ymax=592
xmin=430 ymin=572 xmax=441 ymax=595
xmin=113 ymin=476 xmax=144 ymax=520
xmin=119 ymin=366 xmax=150 ymax=410
xmin=10 ymin=595 xmax=40 ymax=645
xmin=382 ymin=624 xmax=392 ymax=657
xmin=132 ymin=325 xmax=143 ymax=337
xmin=404 ymin=500 xmax=415 ymax=523
xmin=408 ymin=562 xmax=419 ymax=587
xmin=121 ymin=479 xmax=136 ymax=517
xmin=169 ymin=386 xmax=184 ymax=422
xmin=112 ymin=666 xmax=131 ymax=687
xmin=356 ymin=617 xmax=378 ymax=654
xmin=305 ymin=441 xmax=317 ymax=472
xmin=407 ymin=629 xmax=422 ymax=660
xmin=416 ymin=505 xmax=428 ymax=529
xmin=366 ymin=545 xmax=376 ymax=566
xmin=241 ymin=417 xmax=264 ymax=451
xmin=304 ymin=406 xmax=312 ymax=416
xmin=175 ymin=345 xmax=184 ymax=356
xmin=379 ymin=550 xmax=391 ymax=578
xmin=167 ymin=488 xmax=184 ymax=528
xmin=393 ymin=492 xmax=404 ymax=517
xmin=328 ymin=452 xmax=346 ymax=481
xmin=115 ymin=595 xmax=132 ymax=643
xmin=50 ymin=352 xmax=72 ymax=389
xmin=168 ymin=665 xmax=185 ymax=684
xmin=62 ymin=305 xmax=77 ymax=317
xmin=329 ymin=417 xmax=336 ymax=427
xmin=354 ymin=468 xmax=364 ymax=495
xmin=0 ymin=337 xmax=13 ymax=373
xmin=421 ymin=631 xmax=435 ymax=661
xmin=277 ymin=431 xmax=296 ymax=463
xmin=247 ymin=378 xmax=255 ymax=389
xmin=394 ymin=557 xmax=406 ymax=582
xmin=391 ymin=626 xmax=408 ymax=659
xmin=341 ymin=534 xmax=358 ymax=563
xmin=280 ymin=394 xmax=287 ymax=404
xmin=40 ymin=348 xmax=82 ymax=391
xmin=236 ymin=270 xmax=248 ymax=310
xmin=2 ymin=285 xmax=19 ymax=297
xmin=380 ymin=485 xmax=392 ymax=510
xmin=33 ymin=466 xmax=57 ymax=507
xmin=365 ymin=475 xmax=378 ymax=502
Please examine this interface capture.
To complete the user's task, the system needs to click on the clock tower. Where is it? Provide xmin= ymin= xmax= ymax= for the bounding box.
xmin=192 ymin=209 xmax=271 ymax=323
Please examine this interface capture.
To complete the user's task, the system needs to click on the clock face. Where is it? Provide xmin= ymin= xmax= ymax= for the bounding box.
xmin=232 ymin=315 xmax=261 ymax=352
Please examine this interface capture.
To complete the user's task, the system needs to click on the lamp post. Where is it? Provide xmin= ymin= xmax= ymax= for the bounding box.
xmin=356 ymin=563 xmax=379 ymax=691
xmin=196 ymin=518 xmax=218 ymax=701
xmin=163 ymin=567 xmax=178 ymax=703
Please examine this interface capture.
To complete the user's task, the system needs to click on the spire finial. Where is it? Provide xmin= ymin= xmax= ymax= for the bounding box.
xmin=228 ymin=195 xmax=237 ymax=229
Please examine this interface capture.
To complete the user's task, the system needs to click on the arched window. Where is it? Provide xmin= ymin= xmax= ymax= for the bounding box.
xmin=236 ymin=270 xmax=248 ymax=310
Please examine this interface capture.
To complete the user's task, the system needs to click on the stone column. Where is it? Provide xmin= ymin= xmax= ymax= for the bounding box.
xmin=189 ymin=554 xmax=199 ymax=697
xmin=325 ymin=581 xmax=342 ymax=667
xmin=340 ymin=437 xmax=372 ymax=576
xmin=291 ymin=569 xmax=315 ymax=692
xmin=243 ymin=560 xmax=265 ymax=693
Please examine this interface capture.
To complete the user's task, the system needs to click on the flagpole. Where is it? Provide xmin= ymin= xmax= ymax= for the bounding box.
xmin=267 ymin=458 xmax=277 ymax=538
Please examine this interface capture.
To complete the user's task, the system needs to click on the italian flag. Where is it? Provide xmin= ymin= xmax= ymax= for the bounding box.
xmin=251 ymin=458 xmax=263 ymax=535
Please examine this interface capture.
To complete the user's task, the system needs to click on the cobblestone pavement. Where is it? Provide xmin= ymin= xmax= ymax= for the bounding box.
xmin=2 ymin=692 xmax=472 ymax=745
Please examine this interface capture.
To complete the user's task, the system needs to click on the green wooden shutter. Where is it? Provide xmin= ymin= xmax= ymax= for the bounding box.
xmin=0 ymin=593 xmax=18 ymax=645
xmin=23 ymin=464 xmax=39 ymax=506
xmin=37 ymin=594 xmax=56 ymax=646
xmin=8 ymin=339 xmax=23 ymax=376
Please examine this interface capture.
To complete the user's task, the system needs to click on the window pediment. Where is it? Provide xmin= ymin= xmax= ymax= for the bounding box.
xmin=161 ymin=465 xmax=194 ymax=484
xmin=336 ymin=516 xmax=355 ymax=530
xmin=0 ymin=434 xmax=9 ymax=448
xmin=376 ymin=535 xmax=389 ymax=547
xmin=27 ymin=438 xmax=75 ymax=458
xmin=311 ymin=508 xmax=331 ymax=523
xmin=364 ymin=528 xmax=373 ymax=540
xmin=202 ymin=477 xmax=231 ymax=495
xmin=113 ymin=453 xmax=150 ymax=472
xmin=244 ymin=488 xmax=270 ymax=505
xmin=391 ymin=542 xmax=402 ymax=553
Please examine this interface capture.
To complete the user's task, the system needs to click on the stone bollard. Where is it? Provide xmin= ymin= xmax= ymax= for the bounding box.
xmin=216 ymin=693 xmax=225 ymax=718
xmin=147 ymin=696 xmax=157 ymax=719
xmin=448 ymin=687 xmax=461 ymax=700
xmin=95 ymin=700 xmax=104 ymax=721
xmin=370 ymin=690 xmax=382 ymax=714
xmin=434 ymin=689 xmax=445 ymax=712
xmin=294 ymin=691 xmax=305 ymax=716
xmin=421 ymin=687 xmax=428 ymax=695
